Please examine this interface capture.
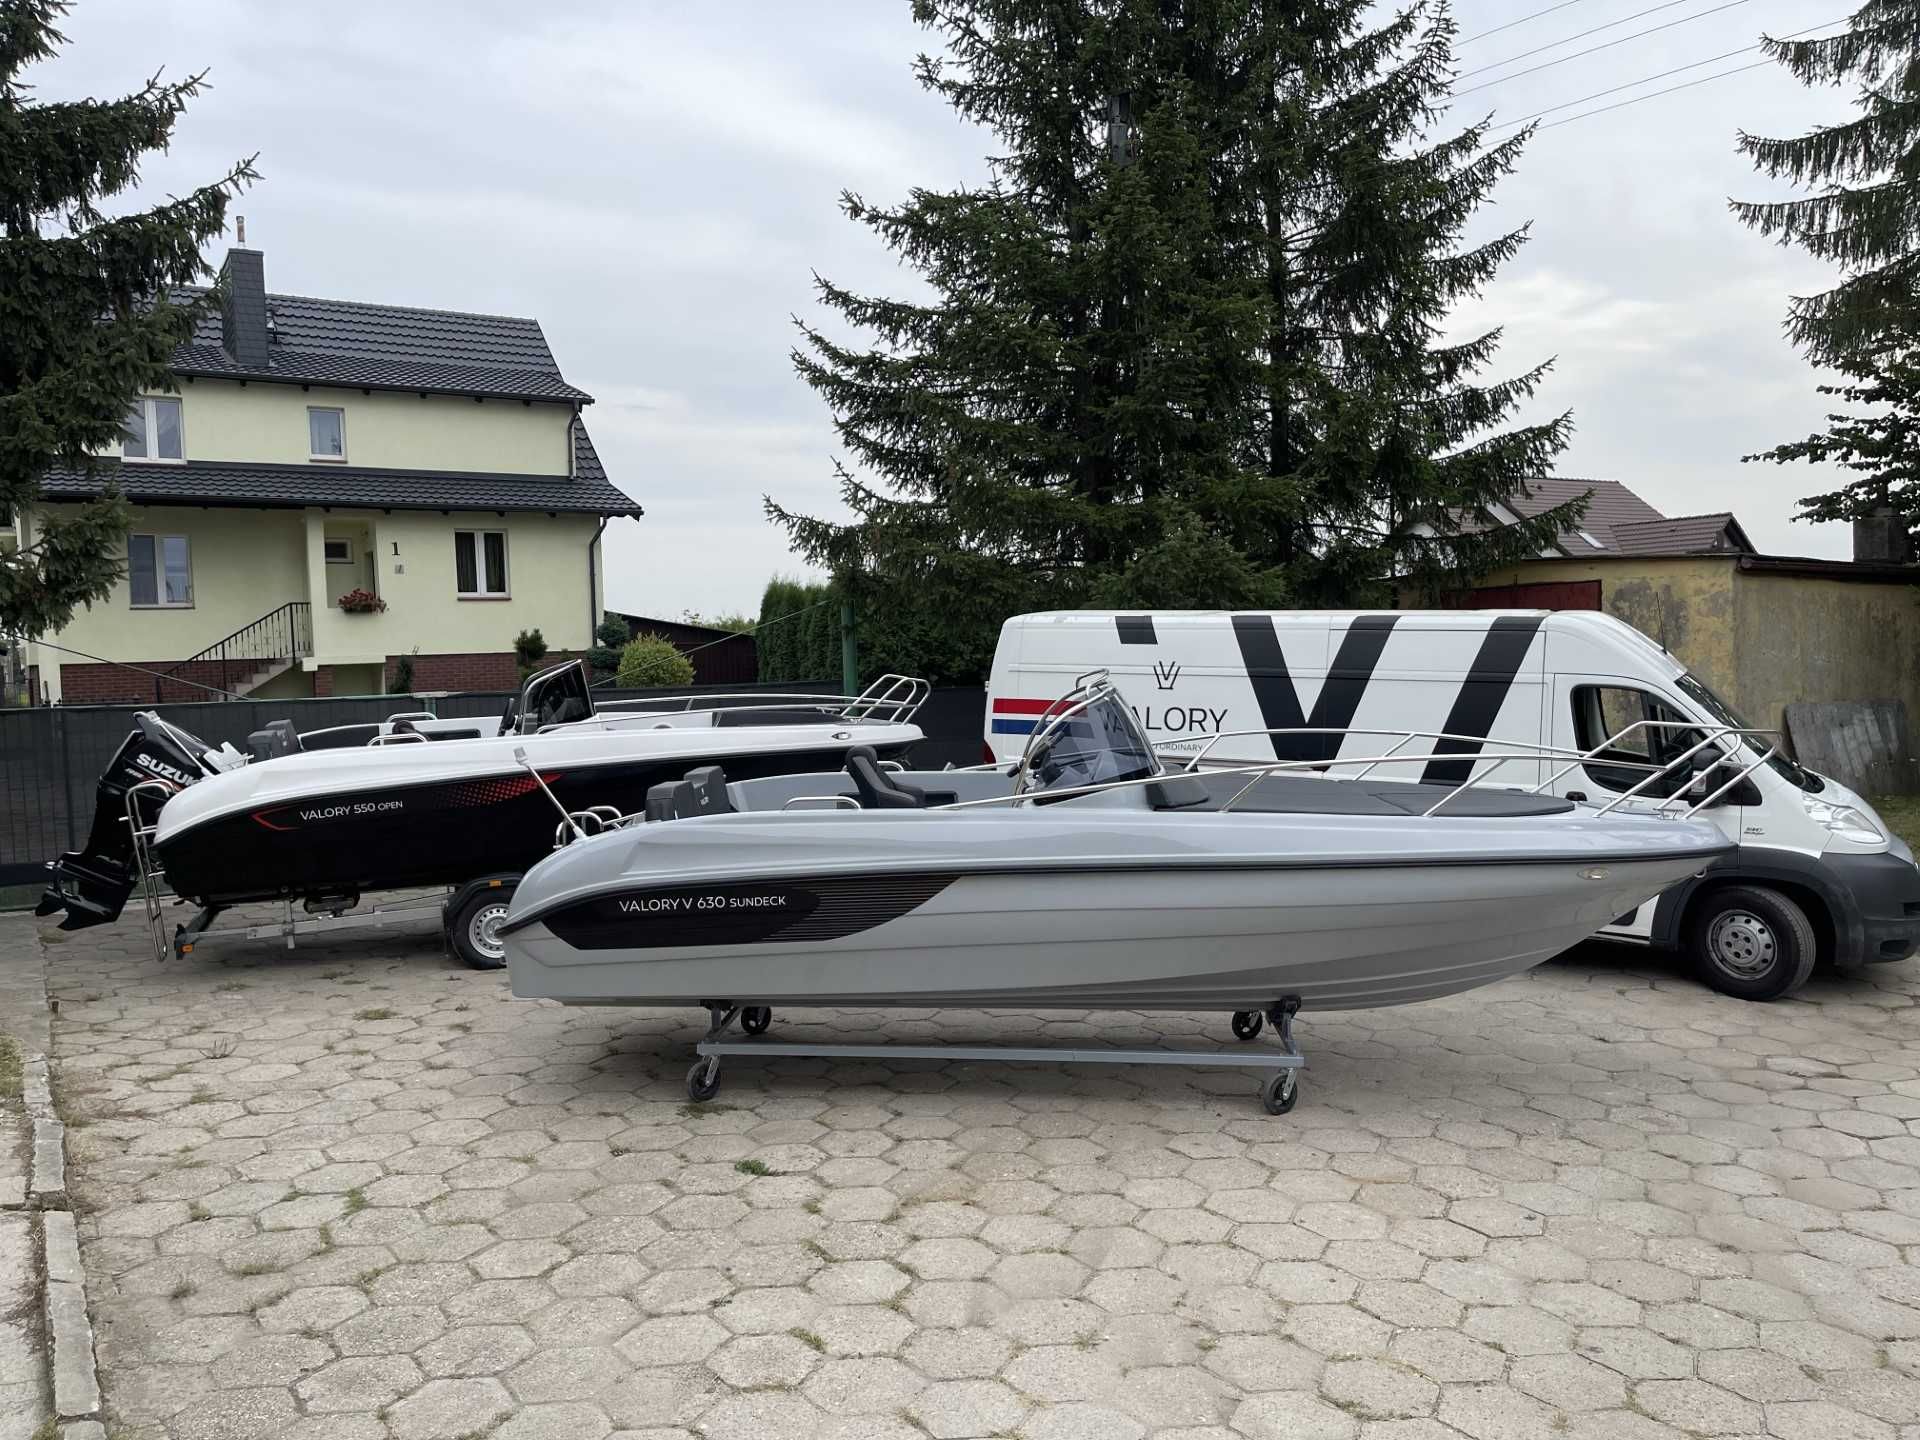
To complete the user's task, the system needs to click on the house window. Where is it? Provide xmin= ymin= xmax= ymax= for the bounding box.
xmin=122 ymin=397 xmax=183 ymax=462
xmin=324 ymin=538 xmax=353 ymax=564
xmin=128 ymin=534 xmax=192 ymax=608
xmin=454 ymin=530 xmax=508 ymax=598
xmin=308 ymin=407 xmax=346 ymax=461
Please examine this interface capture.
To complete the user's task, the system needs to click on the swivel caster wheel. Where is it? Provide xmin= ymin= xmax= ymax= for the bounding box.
xmin=685 ymin=1059 xmax=722 ymax=1104
xmin=1261 ymin=1070 xmax=1298 ymax=1116
xmin=741 ymin=1006 xmax=773 ymax=1036
xmin=1231 ymin=1010 xmax=1264 ymax=1041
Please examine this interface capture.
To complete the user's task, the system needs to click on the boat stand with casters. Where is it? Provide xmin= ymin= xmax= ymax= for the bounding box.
xmin=684 ymin=996 xmax=1307 ymax=1115
xmin=123 ymin=779 xmax=518 ymax=967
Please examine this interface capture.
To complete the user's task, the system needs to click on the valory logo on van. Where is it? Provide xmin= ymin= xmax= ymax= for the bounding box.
xmin=1153 ymin=660 xmax=1181 ymax=691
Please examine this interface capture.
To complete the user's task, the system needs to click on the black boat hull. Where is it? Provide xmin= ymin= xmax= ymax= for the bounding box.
xmin=155 ymin=741 xmax=915 ymax=907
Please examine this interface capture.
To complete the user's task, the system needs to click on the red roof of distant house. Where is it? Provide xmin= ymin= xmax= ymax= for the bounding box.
xmin=1496 ymin=478 xmax=1755 ymax=558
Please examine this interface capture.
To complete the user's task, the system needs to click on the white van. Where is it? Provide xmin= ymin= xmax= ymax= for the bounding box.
xmin=986 ymin=610 xmax=1920 ymax=1000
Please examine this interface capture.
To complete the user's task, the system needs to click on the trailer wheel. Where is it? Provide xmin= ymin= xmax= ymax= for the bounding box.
xmin=1687 ymin=885 xmax=1817 ymax=1001
xmin=446 ymin=878 xmax=519 ymax=971
xmin=1231 ymin=1010 xmax=1264 ymax=1041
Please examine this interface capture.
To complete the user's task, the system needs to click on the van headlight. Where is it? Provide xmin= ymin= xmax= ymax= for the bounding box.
xmin=1804 ymin=796 xmax=1884 ymax=845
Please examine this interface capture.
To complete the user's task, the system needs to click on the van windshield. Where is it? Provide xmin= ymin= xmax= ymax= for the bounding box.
xmin=1673 ymin=673 xmax=1818 ymax=792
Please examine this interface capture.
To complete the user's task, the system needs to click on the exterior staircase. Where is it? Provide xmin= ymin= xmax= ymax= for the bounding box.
xmin=153 ymin=602 xmax=313 ymax=702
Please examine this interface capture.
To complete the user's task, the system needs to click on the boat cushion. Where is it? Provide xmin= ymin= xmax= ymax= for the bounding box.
xmin=247 ymin=720 xmax=299 ymax=761
xmin=845 ymin=746 xmax=957 ymax=809
xmin=644 ymin=782 xmax=679 ymax=823
xmin=672 ymin=766 xmax=736 ymax=819
xmin=1145 ymin=774 xmax=1212 ymax=810
xmin=1189 ymin=773 xmax=1575 ymax=817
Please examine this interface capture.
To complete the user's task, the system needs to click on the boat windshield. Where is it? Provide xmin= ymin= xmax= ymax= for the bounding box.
xmin=1023 ymin=686 xmax=1160 ymax=795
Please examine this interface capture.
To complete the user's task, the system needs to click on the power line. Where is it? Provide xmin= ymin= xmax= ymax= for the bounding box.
xmin=1460 ymin=0 xmax=1709 ymax=79
xmin=1460 ymin=0 xmax=1600 ymax=47
xmin=1456 ymin=0 xmax=1754 ymax=97
xmin=1536 ymin=56 xmax=1772 ymax=129
xmin=1486 ymin=16 xmax=1850 ymax=132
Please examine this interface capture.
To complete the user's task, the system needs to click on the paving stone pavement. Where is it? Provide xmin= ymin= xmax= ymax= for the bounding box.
xmin=26 ymin=904 xmax=1920 ymax=1440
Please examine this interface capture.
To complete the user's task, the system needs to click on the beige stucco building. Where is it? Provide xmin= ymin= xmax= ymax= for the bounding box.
xmin=14 ymin=246 xmax=641 ymax=703
xmin=1438 ymin=479 xmax=1920 ymax=740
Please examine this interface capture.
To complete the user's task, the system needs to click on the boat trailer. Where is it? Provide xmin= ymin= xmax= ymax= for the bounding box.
xmin=121 ymin=778 xmax=514 ymax=968
xmin=685 ymin=996 xmax=1308 ymax=1115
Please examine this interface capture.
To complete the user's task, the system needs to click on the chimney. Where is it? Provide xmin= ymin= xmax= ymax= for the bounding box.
xmin=218 ymin=246 xmax=270 ymax=368
xmin=1853 ymin=506 xmax=1914 ymax=566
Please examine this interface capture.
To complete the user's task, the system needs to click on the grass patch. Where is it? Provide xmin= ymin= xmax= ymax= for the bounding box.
xmin=230 ymin=1260 xmax=278 ymax=1277
xmin=168 ymin=1280 xmax=196 ymax=1300
xmin=212 ymin=981 xmax=247 ymax=993
xmin=1873 ymin=793 xmax=1920 ymax=852
xmin=188 ymin=1203 xmax=211 ymax=1222
xmin=734 ymin=1159 xmax=771 ymax=1177
xmin=187 ymin=1087 xmax=216 ymax=1105
xmin=679 ymin=1102 xmax=740 ymax=1117
xmin=344 ymin=1188 xmax=368 ymax=1214
xmin=789 ymin=1327 xmax=826 ymax=1353
xmin=0 ymin=1034 xmax=20 ymax=1102
xmin=354 ymin=1007 xmax=396 ymax=1022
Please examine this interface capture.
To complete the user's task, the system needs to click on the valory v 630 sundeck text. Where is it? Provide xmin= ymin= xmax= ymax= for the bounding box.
xmin=501 ymin=674 xmax=1734 ymax=1111
xmin=40 ymin=661 xmax=929 ymax=968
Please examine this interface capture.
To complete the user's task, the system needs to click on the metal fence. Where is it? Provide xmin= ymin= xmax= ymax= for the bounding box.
xmin=0 ymin=682 xmax=987 ymax=889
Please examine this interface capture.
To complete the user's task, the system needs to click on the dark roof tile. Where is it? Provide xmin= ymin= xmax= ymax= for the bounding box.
xmin=177 ymin=287 xmax=592 ymax=403
xmin=39 ymin=425 xmax=640 ymax=519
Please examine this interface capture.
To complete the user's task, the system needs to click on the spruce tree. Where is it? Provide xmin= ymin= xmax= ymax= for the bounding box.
xmin=770 ymin=0 xmax=1576 ymax=682
xmin=1733 ymin=3 xmax=1920 ymax=543
xmin=0 ymin=0 xmax=255 ymax=637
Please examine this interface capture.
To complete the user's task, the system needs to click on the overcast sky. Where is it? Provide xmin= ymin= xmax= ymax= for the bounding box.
xmin=32 ymin=0 xmax=1857 ymax=618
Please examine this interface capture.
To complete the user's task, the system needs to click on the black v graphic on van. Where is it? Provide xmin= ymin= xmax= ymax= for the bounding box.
xmin=1231 ymin=614 xmax=1400 ymax=762
xmin=1421 ymin=614 xmax=1547 ymax=784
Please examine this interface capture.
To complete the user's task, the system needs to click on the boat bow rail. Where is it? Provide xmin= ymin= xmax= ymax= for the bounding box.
xmin=1151 ymin=721 xmax=1781 ymax=821
xmin=581 ymin=674 xmax=929 ymax=729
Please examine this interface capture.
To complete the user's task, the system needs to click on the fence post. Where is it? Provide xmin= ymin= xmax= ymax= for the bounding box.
xmin=54 ymin=706 xmax=78 ymax=849
xmin=840 ymin=601 xmax=858 ymax=696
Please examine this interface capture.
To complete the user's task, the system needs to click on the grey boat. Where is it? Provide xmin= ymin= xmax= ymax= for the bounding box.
xmin=502 ymin=675 xmax=1733 ymax=1112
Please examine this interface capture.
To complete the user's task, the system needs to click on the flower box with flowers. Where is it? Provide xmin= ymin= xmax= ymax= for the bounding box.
xmin=337 ymin=588 xmax=387 ymax=614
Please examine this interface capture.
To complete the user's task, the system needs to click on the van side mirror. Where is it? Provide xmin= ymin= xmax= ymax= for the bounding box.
xmin=1686 ymin=756 xmax=1762 ymax=808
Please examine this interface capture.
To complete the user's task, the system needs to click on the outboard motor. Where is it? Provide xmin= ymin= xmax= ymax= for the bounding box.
xmin=36 ymin=713 xmax=221 ymax=930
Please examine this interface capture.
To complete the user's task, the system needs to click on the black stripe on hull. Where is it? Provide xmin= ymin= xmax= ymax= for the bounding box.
xmin=1230 ymin=614 xmax=1400 ymax=763
xmin=1116 ymin=615 xmax=1158 ymax=645
xmin=1421 ymin=615 xmax=1547 ymax=784
xmin=536 ymin=874 xmax=960 ymax=951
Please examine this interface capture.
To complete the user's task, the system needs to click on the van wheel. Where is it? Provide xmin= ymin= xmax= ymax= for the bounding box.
xmin=1687 ymin=885 xmax=1816 ymax=1001
xmin=447 ymin=878 xmax=519 ymax=971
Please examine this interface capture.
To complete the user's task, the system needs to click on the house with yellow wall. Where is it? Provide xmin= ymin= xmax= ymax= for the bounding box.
xmin=12 ymin=245 xmax=641 ymax=704
xmin=1430 ymin=478 xmax=1920 ymax=740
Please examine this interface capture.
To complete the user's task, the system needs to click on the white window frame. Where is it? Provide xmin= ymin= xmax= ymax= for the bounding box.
xmin=323 ymin=537 xmax=354 ymax=564
xmin=122 ymin=396 xmax=185 ymax=465
xmin=308 ymin=406 xmax=347 ymax=463
xmin=127 ymin=533 xmax=194 ymax=609
xmin=454 ymin=529 xmax=510 ymax=599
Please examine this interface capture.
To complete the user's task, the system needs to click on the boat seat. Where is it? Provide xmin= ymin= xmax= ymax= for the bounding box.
xmin=670 ymin=766 xmax=736 ymax=820
xmin=644 ymin=782 xmax=679 ymax=822
xmin=246 ymin=720 xmax=299 ymax=762
xmin=845 ymin=747 xmax=956 ymax=810
xmin=1145 ymin=773 xmax=1211 ymax=810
